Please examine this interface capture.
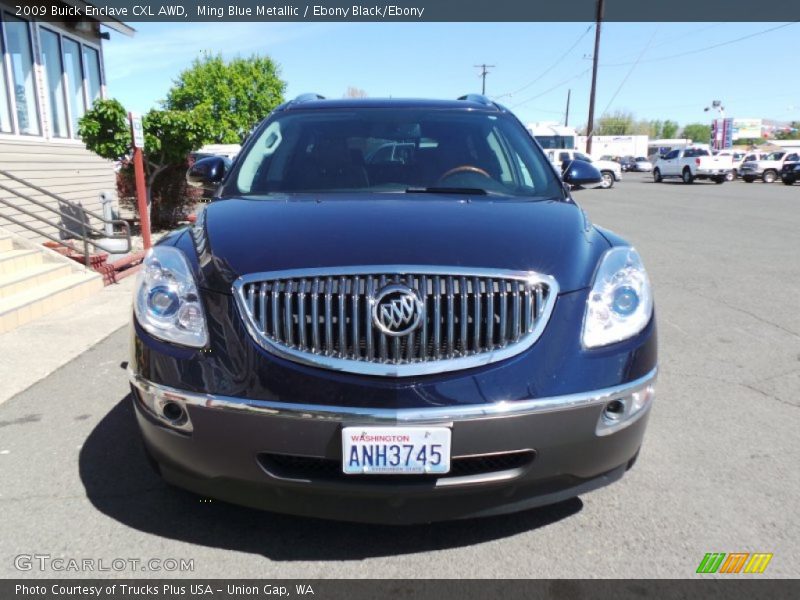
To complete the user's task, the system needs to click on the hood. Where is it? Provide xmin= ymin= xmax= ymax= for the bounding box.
xmin=193 ymin=195 xmax=610 ymax=294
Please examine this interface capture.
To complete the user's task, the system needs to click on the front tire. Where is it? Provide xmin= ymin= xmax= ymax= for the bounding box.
xmin=743 ymin=176 xmax=755 ymax=183
xmin=782 ymin=177 xmax=795 ymax=186
xmin=600 ymin=171 xmax=614 ymax=189
xmin=762 ymin=170 xmax=777 ymax=184
xmin=713 ymin=177 xmax=725 ymax=184
xmin=682 ymin=168 xmax=694 ymax=184
xmin=653 ymin=168 xmax=662 ymax=183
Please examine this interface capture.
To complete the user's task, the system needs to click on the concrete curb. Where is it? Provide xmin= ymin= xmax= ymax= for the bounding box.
xmin=0 ymin=276 xmax=136 ymax=405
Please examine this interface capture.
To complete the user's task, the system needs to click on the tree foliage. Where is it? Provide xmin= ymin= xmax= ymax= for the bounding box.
xmin=77 ymin=99 xmax=130 ymax=161
xmin=681 ymin=123 xmax=711 ymax=144
xmin=164 ymin=54 xmax=286 ymax=143
xmin=344 ymin=86 xmax=368 ymax=98
xmin=660 ymin=120 xmax=679 ymax=139
xmin=593 ymin=111 xmax=681 ymax=138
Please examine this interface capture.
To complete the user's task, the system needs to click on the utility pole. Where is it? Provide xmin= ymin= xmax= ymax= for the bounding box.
xmin=565 ymin=89 xmax=571 ymax=126
xmin=585 ymin=0 xmax=604 ymax=154
xmin=474 ymin=64 xmax=495 ymax=95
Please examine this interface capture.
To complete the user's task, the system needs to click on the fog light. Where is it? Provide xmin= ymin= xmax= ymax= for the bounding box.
xmin=161 ymin=401 xmax=185 ymax=422
xmin=132 ymin=379 xmax=194 ymax=433
xmin=603 ymin=399 xmax=626 ymax=422
xmin=596 ymin=383 xmax=656 ymax=436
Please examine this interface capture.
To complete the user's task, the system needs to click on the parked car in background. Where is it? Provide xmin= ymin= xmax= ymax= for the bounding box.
xmin=632 ymin=157 xmax=653 ymax=172
xmin=713 ymin=150 xmax=746 ymax=180
xmin=131 ymin=94 xmax=657 ymax=524
xmin=619 ymin=156 xmax=637 ymax=172
xmin=780 ymin=159 xmax=800 ymax=185
xmin=653 ymin=147 xmax=730 ymax=184
xmin=740 ymin=151 xmax=800 ymax=183
xmin=544 ymin=149 xmax=622 ymax=189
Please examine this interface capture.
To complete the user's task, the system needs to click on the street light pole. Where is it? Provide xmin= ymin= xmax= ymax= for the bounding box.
xmin=704 ymin=100 xmax=725 ymax=150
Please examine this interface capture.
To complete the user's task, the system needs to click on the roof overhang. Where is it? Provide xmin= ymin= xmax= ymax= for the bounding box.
xmin=60 ymin=0 xmax=136 ymax=37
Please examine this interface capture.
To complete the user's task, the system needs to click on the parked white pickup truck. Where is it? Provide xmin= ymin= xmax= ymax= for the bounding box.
xmin=544 ymin=149 xmax=622 ymax=189
xmin=739 ymin=151 xmax=800 ymax=183
xmin=653 ymin=147 xmax=730 ymax=184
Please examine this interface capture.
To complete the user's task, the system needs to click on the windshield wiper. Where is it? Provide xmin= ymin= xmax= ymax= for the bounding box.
xmin=405 ymin=186 xmax=489 ymax=195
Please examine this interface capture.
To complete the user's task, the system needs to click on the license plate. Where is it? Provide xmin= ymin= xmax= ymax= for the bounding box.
xmin=342 ymin=426 xmax=451 ymax=475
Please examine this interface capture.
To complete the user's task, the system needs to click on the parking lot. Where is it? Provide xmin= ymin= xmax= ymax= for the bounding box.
xmin=0 ymin=174 xmax=798 ymax=578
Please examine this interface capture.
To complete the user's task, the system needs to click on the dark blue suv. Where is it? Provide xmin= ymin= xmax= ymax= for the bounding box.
xmin=129 ymin=95 xmax=657 ymax=523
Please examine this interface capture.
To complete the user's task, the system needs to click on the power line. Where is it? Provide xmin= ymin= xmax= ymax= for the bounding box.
xmin=593 ymin=27 xmax=659 ymax=127
xmin=509 ymin=68 xmax=591 ymax=109
xmin=474 ymin=64 xmax=495 ymax=95
xmin=493 ymin=24 xmax=593 ymax=101
xmin=599 ymin=21 xmax=798 ymax=67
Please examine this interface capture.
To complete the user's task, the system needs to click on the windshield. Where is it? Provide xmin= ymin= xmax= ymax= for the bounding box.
xmin=229 ymin=108 xmax=563 ymax=198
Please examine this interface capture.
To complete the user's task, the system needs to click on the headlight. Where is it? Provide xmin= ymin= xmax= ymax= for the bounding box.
xmin=582 ymin=246 xmax=653 ymax=348
xmin=134 ymin=246 xmax=208 ymax=348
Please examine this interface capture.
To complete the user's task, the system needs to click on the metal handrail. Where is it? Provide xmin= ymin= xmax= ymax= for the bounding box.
xmin=0 ymin=169 xmax=131 ymax=267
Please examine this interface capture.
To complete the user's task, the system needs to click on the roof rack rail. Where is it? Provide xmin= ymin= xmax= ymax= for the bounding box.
xmin=292 ymin=93 xmax=326 ymax=103
xmin=457 ymin=94 xmax=493 ymax=106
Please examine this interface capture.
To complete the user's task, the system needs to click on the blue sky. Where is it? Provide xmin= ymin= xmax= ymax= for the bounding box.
xmin=103 ymin=21 xmax=800 ymax=128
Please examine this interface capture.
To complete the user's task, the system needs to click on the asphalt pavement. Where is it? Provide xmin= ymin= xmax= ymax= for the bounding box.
xmin=1 ymin=174 xmax=798 ymax=578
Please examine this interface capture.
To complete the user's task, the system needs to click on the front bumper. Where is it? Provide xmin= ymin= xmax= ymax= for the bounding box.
xmin=130 ymin=368 xmax=656 ymax=523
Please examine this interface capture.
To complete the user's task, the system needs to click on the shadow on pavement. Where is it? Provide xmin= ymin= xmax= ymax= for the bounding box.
xmin=79 ymin=396 xmax=582 ymax=561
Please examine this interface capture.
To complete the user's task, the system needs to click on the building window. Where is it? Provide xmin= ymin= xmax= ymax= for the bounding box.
xmin=40 ymin=29 xmax=68 ymax=138
xmin=0 ymin=50 xmax=11 ymax=132
xmin=3 ymin=15 xmax=40 ymax=135
xmin=83 ymin=46 xmax=101 ymax=107
xmin=0 ymin=18 xmax=104 ymax=138
xmin=62 ymin=37 xmax=84 ymax=137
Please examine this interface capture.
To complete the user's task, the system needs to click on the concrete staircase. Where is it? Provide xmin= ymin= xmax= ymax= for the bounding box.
xmin=0 ymin=232 xmax=103 ymax=333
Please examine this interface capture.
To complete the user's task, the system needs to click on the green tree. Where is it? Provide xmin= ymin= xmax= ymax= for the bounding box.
xmin=661 ymin=120 xmax=679 ymax=139
xmin=79 ymin=99 xmax=209 ymax=224
xmin=595 ymin=110 xmax=635 ymax=135
xmin=648 ymin=119 xmax=664 ymax=139
xmin=77 ymin=98 xmax=129 ymax=160
xmin=681 ymin=123 xmax=711 ymax=144
xmin=164 ymin=54 xmax=286 ymax=143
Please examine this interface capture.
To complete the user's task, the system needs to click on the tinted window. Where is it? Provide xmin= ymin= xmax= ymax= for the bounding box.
xmin=664 ymin=150 xmax=679 ymax=159
xmin=233 ymin=109 xmax=563 ymax=198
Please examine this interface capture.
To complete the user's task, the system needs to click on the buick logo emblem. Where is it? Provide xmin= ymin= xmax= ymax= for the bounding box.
xmin=371 ymin=284 xmax=424 ymax=337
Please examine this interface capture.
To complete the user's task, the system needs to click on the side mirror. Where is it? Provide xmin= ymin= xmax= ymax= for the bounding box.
xmin=561 ymin=160 xmax=603 ymax=186
xmin=186 ymin=156 xmax=231 ymax=192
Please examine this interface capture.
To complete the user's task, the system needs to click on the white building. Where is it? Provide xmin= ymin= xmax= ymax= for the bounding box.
xmin=0 ymin=1 xmax=132 ymax=242
xmin=576 ymin=135 xmax=649 ymax=158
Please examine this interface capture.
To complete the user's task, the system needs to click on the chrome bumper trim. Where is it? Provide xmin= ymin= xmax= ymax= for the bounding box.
xmin=130 ymin=367 xmax=657 ymax=425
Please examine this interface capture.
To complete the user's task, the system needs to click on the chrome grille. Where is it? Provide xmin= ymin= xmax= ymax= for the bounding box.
xmin=234 ymin=267 xmax=558 ymax=377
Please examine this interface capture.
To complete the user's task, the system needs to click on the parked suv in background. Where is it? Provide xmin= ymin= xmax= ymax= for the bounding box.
xmin=780 ymin=158 xmax=800 ymax=185
xmin=713 ymin=150 xmax=746 ymax=181
xmin=740 ymin=151 xmax=800 ymax=183
xmin=130 ymin=94 xmax=657 ymax=524
xmin=544 ymin=149 xmax=622 ymax=189
xmin=653 ymin=147 xmax=729 ymax=184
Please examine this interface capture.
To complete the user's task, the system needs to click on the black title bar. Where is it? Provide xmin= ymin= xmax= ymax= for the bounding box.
xmin=22 ymin=0 xmax=800 ymax=22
